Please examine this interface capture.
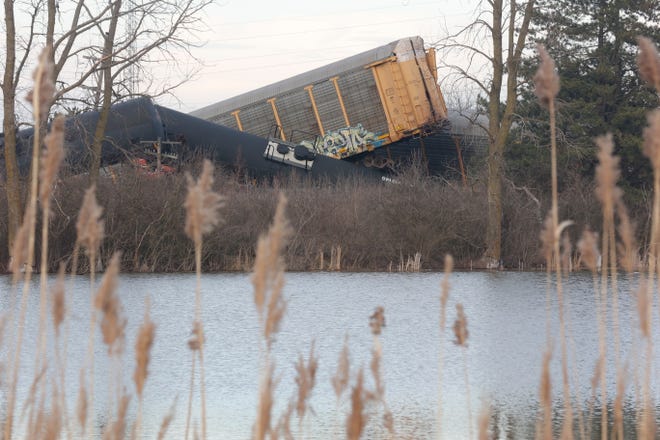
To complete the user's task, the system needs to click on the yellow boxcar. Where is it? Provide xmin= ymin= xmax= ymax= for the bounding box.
xmin=191 ymin=36 xmax=448 ymax=160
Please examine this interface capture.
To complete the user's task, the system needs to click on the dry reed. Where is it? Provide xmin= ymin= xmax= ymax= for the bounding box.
xmin=4 ymin=46 xmax=56 ymax=440
xmin=95 ymin=252 xmax=126 ymax=355
xmin=33 ymin=111 xmax=66 ymax=438
xmin=538 ymin=349 xmax=553 ymax=440
xmin=183 ymin=158 xmax=223 ymax=440
xmin=437 ymin=254 xmax=453 ymax=440
xmin=535 ymin=44 xmax=575 ymax=440
xmin=332 ymin=335 xmax=350 ymax=401
xmin=252 ymin=193 xmax=291 ymax=440
xmin=346 ymin=369 xmax=367 ymax=440
xmin=134 ymin=301 xmax=155 ymax=398
xmin=252 ymin=193 xmax=291 ymax=345
xmin=294 ymin=341 xmax=318 ymax=420
xmin=254 ymin=364 xmax=276 ymax=440
xmin=369 ymin=306 xmax=394 ymax=437
xmin=637 ymin=42 xmax=660 ymax=437
xmin=452 ymin=303 xmax=472 ymax=439
xmin=577 ymin=229 xmax=600 ymax=273
xmin=157 ymin=402 xmax=176 ymax=440
xmin=51 ymin=263 xmax=69 ymax=437
xmin=477 ymin=400 xmax=491 ymax=440
xmin=637 ymin=36 xmax=660 ymax=93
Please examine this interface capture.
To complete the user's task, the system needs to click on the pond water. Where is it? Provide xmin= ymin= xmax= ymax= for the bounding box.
xmin=0 ymin=270 xmax=656 ymax=439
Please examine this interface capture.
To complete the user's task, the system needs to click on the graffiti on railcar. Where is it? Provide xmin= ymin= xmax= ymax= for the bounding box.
xmin=302 ymin=123 xmax=384 ymax=159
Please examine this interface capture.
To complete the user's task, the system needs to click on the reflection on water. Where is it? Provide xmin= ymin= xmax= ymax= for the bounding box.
xmin=0 ymin=271 xmax=657 ymax=439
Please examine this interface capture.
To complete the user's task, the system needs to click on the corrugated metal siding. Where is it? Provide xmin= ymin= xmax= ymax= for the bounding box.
xmin=338 ymin=69 xmax=389 ymax=136
xmin=275 ymin=89 xmax=319 ymax=141
xmin=313 ymin=81 xmax=346 ymax=133
xmin=212 ymin=113 xmax=239 ymax=130
xmin=240 ymin=102 xmax=274 ymax=138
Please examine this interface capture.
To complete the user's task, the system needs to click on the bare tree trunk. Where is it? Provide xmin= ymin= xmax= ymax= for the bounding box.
xmin=88 ymin=0 xmax=122 ymax=186
xmin=2 ymin=0 xmax=23 ymax=258
xmin=484 ymin=0 xmax=505 ymax=268
xmin=483 ymin=0 xmax=535 ymax=268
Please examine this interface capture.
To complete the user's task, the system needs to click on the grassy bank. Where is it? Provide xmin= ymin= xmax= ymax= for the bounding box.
xmin=0 ymin=158 xmax=651 ymax=273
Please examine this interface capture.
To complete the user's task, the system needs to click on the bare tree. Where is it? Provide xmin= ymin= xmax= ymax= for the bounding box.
xmin=436 ymin=0 xmax=535 ymax=268
xmin=2 ymin=0 xmax=40 ymax=258
xmin=88 ymin=0 xmax=122 ymax=185
xmin=1 ymin=0 xmax=211 ymax=256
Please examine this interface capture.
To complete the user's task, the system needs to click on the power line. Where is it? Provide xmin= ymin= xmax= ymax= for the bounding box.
xmin=208 ymin=15 xmax=441 ymax=43
xmin=214 ymin=1 xmax=442 ymax=27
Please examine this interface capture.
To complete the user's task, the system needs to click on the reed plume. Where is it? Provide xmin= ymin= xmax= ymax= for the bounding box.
xmin=134 ymin=301 xmax=155 ymax=398
xmin=452 ymin=304 xmax=468 ymax=347
xmin=535 ymin=44 xmax=575 ymax=440
xmin=534 ymin=44 xmax=560 ymax=107
xmin=252 ymin=193 xmax=291 ymax=440
xmin=643 ymin=110 xmax=660 ymax=170
xmin=9 ymin=204 xmax=33 ymax=282
xmin=104 ymin=393 xmax=130 ymax=440
xmin=25 ymin=46 xmax=55 ymax=124
xmin=577 ymin=229 xmax=600 ymax=273
xmin=39 ymin=115 xmax=65 ymax=204
xmin=294 ymin=341 xmax=318 ymax=420
xmin=4 ymin=46 xmax=56 ymax=440
xmin=369 ymin=306 xmax=394 ymax=437
xmin=77 ymin=183 xmax=105 ymax=438
xmin=346 ymin=369 xmax=366 ymax=440
xmin=252 ymin=193 xmax=291 ymax=345
xmin=94 ymin=252 xmax=125 ymax=355
xmin=76 ymin=185 xmax=105 ymax=266
xmin=332 ymin=335 xmax=350 ymax=401
xmin=52 ymin=263 xmax=66 ymax=335
xmin=184 ymin=159 xmax=223 ymax=440
xmin=540 ymin=214 xmax=554 ymax=267
xmin=32 ymin=113 xmax=66 ymax=435
xmin=184 ymin=159 xmax=224 ymax=247
xmin=637 ymin=36 xmax=660 ymax=93
xmin=452 ymin=303 xmax=472 ymax=438
xmin=369 ymin=306 xmax=385 ymax=336
xmin=134 ymin=300 xmax=155 ymax=439
xmin=615 ymin=199 xmax=637 ymax=273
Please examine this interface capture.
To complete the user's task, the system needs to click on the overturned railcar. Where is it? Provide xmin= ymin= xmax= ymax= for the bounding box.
xmin=0 ymin=97 xmax=386 ymax=181
xmin=190 ymin=36 xmax=475 ymax=175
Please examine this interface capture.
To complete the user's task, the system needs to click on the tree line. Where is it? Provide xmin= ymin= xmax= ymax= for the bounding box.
xmin=439 ymin=0 xmax=660 ymax=267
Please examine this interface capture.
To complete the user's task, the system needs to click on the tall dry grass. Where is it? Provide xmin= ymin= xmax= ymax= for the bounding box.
xmin=3 ymin=36 xmax=660 ymax=440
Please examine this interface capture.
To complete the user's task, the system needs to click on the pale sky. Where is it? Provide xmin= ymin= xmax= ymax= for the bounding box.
xmin=1 ymin=0 xmax=480 ymax=123
xmin=158 ymin=0 xmax=479 ymax=113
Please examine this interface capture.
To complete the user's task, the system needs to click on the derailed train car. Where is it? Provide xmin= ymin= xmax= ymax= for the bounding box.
xmin=0 ymin=97 xmax=386 ymax=181
xmin=190 ymin=36 xmax=481 ymax=175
